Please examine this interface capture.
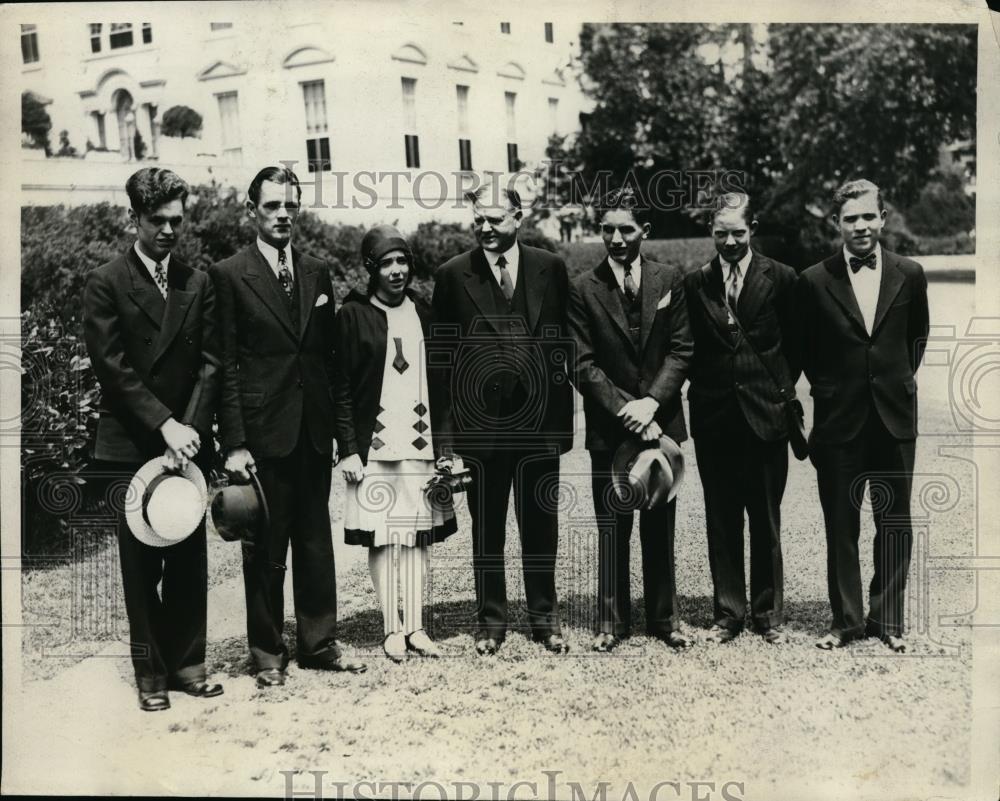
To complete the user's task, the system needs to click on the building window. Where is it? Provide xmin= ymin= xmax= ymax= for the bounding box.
xmin=456 ymin=85 xmax=472 ymax=170
xmin=109 ymin=23 xmax=134 ymax=49
xmin=141 ymin=23 xmax=153 ymax=44
xmin=89 ymin=23 xmax=102 ymax=53
xmin=21 ymin=25 xmax=39 ymax=64
xmin=301 ymin=80 xmax=330 ymax=172
xmin=544 ymin=22 xmax=554 ymax=43
xmin=401 ymin=77 xmax=419 ymax=169
xmin=500 ymin=22 xmax=510 ymax=34
xmin=210 ymin=22 xmax=233 ymax=31
xmin=548 ymin=97 xmax=559 ymax=135
xmin=216 ymin=91 xmax=242 ymax=162
xmin=506 ymin=143 xmax=519 ymax=173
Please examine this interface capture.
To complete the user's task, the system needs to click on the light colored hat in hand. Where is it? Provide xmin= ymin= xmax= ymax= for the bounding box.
xmin=125 ymin=457 xmax=208 ymax=547
xmin=611 ymin=435 xmax=686 ymax=511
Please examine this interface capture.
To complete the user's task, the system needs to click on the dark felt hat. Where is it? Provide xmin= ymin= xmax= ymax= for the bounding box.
xmin=361 ymin=224 xmax=411 ymax=273
xmin=211 ymin=470 xmax=269 ymax=544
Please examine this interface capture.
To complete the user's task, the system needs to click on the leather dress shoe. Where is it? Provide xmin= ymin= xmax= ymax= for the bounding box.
xmin=138 ymin=689 xmax=170 ymax=712
xmin=405 ymin=629 xmax=444 ymax=658
xmin=475 ymin=637 xmax=500 ymax=656
xmin=815 ymin=632 xmax=849 ymax=650
xmin=703 ymin=624 xmax=738 ymax=644
xmin=759 ymin=626 xmax=787 ymax=645
xmin=537 ymin=633 xmax=570 ymax=655
xmin=657 ymin=630 xmax=694 ymax=649
xmin=169 ymin=679 xmax=224 ymax=698
xmin=878 ymin=633 xmax=907 ymax=653
xmin=591 ymin=633 xmax=620 ymax=653
xmin=256 ymin=668 xmax=286 ymax=687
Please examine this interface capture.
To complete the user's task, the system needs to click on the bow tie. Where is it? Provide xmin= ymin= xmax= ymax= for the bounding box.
xmin=849 ymin=253 xmax=877 ymax=273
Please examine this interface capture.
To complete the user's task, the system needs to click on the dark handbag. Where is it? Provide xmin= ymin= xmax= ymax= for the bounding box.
xmin=707 ymin=263 xmax=810 ymax=460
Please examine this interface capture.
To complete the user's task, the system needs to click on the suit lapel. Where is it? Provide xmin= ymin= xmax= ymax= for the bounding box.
xmin=521 ymin=244 xmax=548 ymax=334
xmin=153 ymin=264 xmax=194 ymax=364
xmin=242 ymin=245 xmax=297 ymax=341
xmin=695 ymin=258 xmax=737 ymax=351
xmin=638 ymin=257 xmax=663 ymax=354
xmin=823 ymin=253 xmax=869 ymax=338
xmin=871 ymin=251 xmax=905 ymax=337
xmin=125 ymin=248 xmax=165 ymax=329
xmin=294 ymin=248 xmax=320 ymax=340
xmin=736 ymin=253 xmax=772 ymax=328
xmin=590 ymin=259 xmax=635 ymax=353
xmin=463 ymin=249 xmax=499 ymax=331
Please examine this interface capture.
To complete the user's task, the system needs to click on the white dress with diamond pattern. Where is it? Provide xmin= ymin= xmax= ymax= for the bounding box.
xmin=344 ymin=295 xmax=456 ymax=548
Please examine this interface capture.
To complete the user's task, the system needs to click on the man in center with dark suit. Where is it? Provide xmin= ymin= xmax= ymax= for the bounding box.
xmin=684 ymin=192 xmax=800 ymax=645
xmin=568 ymin=187 xmax=694 ymax=652
xmin=431 ymin=182 xmax=574 ymax=656
xmin=210 ymin=166 xmax=365 ymax=685
xmin=798 ymin=179 xmax=929 ymax=653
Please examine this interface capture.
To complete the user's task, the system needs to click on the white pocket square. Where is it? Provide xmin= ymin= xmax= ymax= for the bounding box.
xmin=314 ymin=293 xmax=329 ymax=307
xmin=656 ymin=290 xmax=672 ymax=310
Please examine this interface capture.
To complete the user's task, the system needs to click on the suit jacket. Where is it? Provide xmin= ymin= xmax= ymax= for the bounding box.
xmin=331 ymin=289 xmax=440 ymax=465
xmin=684 ymin=252 xmax=800 ymax=441
xmin=83 ymin=247 xmax=219 ymax=463
xmin=209 ymin=243 xmax=337 ymax=460
xmin=568 ymin=256 xmax=692 ymax=451
xmin=797 ymin=248 xmax=929 ymax=444
xmin=429 ymin=243 xmax=574 ymax=460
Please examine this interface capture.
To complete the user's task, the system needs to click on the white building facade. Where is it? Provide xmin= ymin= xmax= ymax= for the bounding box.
xmin=17 ymin=5 xmax=590 ymax=229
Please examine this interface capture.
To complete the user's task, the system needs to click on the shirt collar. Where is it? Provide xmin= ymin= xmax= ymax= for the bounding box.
xmin=133 ymin=242 xmax=170 ymax=274
xmin=608 ymin=253 xmax=642 ymax=280
xmin=484 ymin=242 xmax=519 ymax=271
xmin=256 ymin=236 xmax=292 ymax=273
xmin=722 ymin=248 xmax=753 ymax=277
xmin=843 ymin=242 xmax=882 ymax=272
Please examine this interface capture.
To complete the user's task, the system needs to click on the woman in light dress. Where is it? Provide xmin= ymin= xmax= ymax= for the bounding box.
xmin=332 ymin=225 xmax=456 ymax=662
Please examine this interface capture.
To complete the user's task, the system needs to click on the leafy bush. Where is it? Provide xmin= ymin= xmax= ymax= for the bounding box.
xmin=160 ymin=105 xmax=204 ymax=138
xmin=904 ymin=170 xmax=975 ymax=237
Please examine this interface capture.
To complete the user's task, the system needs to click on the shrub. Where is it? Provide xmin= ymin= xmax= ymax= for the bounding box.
xmin=904 ymin=171 xmax=975 ymax=237
xmin=21 ymin=91 xmax=52 ymax=154
xmin=160 ymin=105 xmax=203 ymax=138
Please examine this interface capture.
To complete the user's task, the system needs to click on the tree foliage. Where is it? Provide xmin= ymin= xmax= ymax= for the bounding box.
xmin=571 ymin=22 xmax=977 ymax=261
xmin=160 ymin=105 xmax=204 ymax=138
xmin=22 ymin=91 xmax=52 ymax=153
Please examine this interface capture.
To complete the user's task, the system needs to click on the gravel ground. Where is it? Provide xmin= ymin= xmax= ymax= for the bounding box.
xmin=13 ymin=280 xmax=978 ymax=799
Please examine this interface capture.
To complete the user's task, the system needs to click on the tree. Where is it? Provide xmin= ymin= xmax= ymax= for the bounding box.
xmin=21 ymin=91 xmax=52 ymax=154
xmin=160 ymin=105 xmax=203 ymax=138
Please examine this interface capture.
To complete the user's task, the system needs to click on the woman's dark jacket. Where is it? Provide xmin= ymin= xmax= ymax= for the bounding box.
xmin=332 ymin=288 xmax=439 ymax=464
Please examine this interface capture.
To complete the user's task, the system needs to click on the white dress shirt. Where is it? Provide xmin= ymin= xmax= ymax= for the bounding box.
xmin=844 ymin=243 xmax=882 ymax=335
xmin=608 ymin=254 xmax=642 ymax=294
xmin=133 ymin=242 xmax=171 ymax=285
xmin=484 ymin=244 xmax=519 ymax=292
xmin=256 ymin=236 xmax=295 ymax=281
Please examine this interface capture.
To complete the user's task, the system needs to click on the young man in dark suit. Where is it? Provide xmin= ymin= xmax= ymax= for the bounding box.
xmin=798 ymin=179 xmax=929 ymax=653
xmin=83 ymin=167 xmax=222 ymax=710
xmin=430 ymin=182 xmax=574 ymax=655
xmin=684 ymin=192 xmax=800 ymax=645
xmin=209 ymin=166 xmax=365 ymax=685
xmin=567 ymin=187 xmax=694 ymax=652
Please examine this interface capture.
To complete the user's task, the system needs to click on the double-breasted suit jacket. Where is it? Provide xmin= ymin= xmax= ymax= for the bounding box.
xmin=83 ymin=246 xmax=219 ymax=691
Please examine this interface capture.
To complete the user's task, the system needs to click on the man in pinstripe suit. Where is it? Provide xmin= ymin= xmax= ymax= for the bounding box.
xmin=684 ymin=192 xmax=800 ymax=645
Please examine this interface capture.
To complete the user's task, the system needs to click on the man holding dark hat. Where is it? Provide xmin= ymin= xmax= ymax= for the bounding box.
xmin=83 ymin=167 xmax=222 ymax=711
xmin=567 ymin=187 xmax=694 ymax=652
xmin=210 ymin=166 xmax=365 ymax=686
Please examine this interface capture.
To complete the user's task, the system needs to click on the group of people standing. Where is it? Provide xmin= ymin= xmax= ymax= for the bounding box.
xmin=82 ymin=165 xmax=928 ymax=712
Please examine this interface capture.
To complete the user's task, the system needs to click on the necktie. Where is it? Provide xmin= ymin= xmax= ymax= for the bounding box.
xmin=726 ymin=262 xmax=741 ymax=316
xmin=622 ymin=263 xmax=638 ymax=304
xmin=497 ymin=255 xmax=514 ymax=302
xmin=153 ymin=261 xmax=168 ymax=299
xmin=392 ymin=337 xmax=409 ymax=373
xmin=277 ymin=248 xmax=293 ymax=297
xmin=849 ymin=253 xmax=877 ymax=273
